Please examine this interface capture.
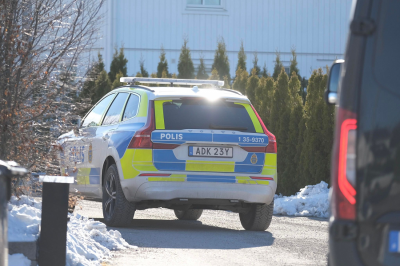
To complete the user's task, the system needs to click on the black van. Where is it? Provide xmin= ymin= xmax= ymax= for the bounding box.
xmin=325 ymin=0 xmax=400 ymax=265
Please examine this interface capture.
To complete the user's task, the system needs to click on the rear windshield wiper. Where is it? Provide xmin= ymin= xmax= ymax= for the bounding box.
xmin=209 ymin=124 xmax=248 ymax=132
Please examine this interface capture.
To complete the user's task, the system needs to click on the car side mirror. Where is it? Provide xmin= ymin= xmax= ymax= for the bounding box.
xmin=325 ymin=60 xmax=344 ymax=105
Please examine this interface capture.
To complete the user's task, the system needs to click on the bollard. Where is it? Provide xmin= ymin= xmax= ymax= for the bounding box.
xmin=38 ymin=175 xmax=73 ymax=266
xmin=0 ymin=161 xmax=27 ymax=266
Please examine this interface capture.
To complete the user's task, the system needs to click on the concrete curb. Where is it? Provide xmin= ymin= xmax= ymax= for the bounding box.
xmin=9 ymin=240 xmax=38 ymax=266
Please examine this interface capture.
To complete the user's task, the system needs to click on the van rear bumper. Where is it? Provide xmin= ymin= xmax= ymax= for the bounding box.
xmin=120 ymin=177 xmax=276 ymax=204
xmin=329 ymin=219 xmax=364 ymax=266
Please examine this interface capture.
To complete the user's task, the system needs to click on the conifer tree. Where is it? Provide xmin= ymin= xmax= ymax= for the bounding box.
xmin=80 ymin=52 xmax=105 ymax=104
xmin=139 ymin=55 xmax=149 ymax=77
xmin=246 ymin=68 xmax=259 ymax=104
xmin=196 ymin=56 xmax=209 ymax=79
xmin=109 ymin=47 xmax=128 ymax=83
xmin=93 ymin=70 xmax=111 ymax=103
xmin=300 ymin=69 xmax=332 ymax=187
xmin=281 ymin=72 xmax=303 ymax=194
xmin=251 ymin=52 xmax=261 ymax=77
xmin=255 ymin=77 xmax=266 ymax=114
xmin=177 ymin=38 xmax=195 ymax=79
xmin=135 ymin=72 xmax=143 ymax=77
xmin=223 ymin=76 xmax=230 ymax=89
xmin=209 ymin=68 xmax=219 ymax=80
xmin=272 ymin=51 xmax=283 ymax=80
xmin=236 ymin=40 xmax=246 ymax=73
xmin=212 ymin=37 xmax=230 ymax=83
xmin=289 ymin=48 xmax=300 ymax=78
xmin=270 ymin=67 xmax=290 ymax=133
xmin=111 ymin=71 xmax=124 ymax=89
xmin=162 ymin=70 xmax=168 ymax=78
xmin=171 ymin=73 xmax=177 ymax=78
xmin=232 ymin=67 xmax=243 ymax=92
xmin=232 ymin=67 xmax=249 ymax=95
xmin=300 ymin=77 xmax=308 ymax=104
xmin=257 ymin=77 xmax=274 ymax=126
xmin=157 ymin=45 xmax=170 ymax=78
xmin=270 ymin=68 xmax=291 ymax=195
xmin=262 ymin=62 xmax=268 ymax=78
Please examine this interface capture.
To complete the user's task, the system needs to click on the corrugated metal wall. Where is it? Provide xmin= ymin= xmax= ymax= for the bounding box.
xmin=91 ymin=0 xmax=352 ymax=79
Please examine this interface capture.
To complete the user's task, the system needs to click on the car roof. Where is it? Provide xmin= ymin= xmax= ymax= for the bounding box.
xmin=112 ymin=85 xmax=251 ymax=103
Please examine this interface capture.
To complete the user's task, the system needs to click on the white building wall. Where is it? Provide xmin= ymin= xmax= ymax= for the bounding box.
xmin=91 ymin=0 xmax=352 ymax=79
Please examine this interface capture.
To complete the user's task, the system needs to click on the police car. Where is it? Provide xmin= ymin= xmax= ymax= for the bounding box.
xmin=58 ymin=78 xmax=277 ymax=231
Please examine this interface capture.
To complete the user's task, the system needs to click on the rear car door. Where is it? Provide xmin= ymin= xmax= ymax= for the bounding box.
xmin=148 ymin=98 xmax=276 ymax=184
xmin=88 ymin=92 xmax=131 ymax=190
xmin=71 ymin=94 xmax=115 ymax=192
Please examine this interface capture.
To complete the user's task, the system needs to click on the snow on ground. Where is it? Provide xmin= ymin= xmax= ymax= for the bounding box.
xmin=273 ymin=181 xmax=330 ymax=218
xmin=8 ymin=196 xmax=41 ymax=242
xmin=8 ymin=253 xmax=31 ymax=266
xmin=8 ymin=196 xmax=135 ymax=266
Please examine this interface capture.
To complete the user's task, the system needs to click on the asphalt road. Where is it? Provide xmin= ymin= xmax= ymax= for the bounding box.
xmin=75 ymin=200 xmax=329 ymax=266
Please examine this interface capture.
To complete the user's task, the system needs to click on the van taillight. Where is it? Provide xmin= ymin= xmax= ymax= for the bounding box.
xmin=250 ymin=105 xmax=277 ymax=153
xmin=128 ymin=101 xmax=155 ymax=149
xmin=332 ymin=108 xmax=357 ymax=220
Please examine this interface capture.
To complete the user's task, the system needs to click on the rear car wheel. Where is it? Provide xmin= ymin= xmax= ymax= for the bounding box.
xmin=239 ymin=200 xmax=274 ymax=231
xmin=102 ymin=164 xmax=135 ymax=227
xmin=174 ymin=209 xmax=203 ymax=220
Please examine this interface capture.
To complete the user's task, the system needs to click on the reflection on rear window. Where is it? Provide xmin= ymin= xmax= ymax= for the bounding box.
xmin=162 ymin=99 xmax=256 ymax=133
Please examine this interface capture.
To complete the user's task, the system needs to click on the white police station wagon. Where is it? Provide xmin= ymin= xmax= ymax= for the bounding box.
xmin=58 ymin=78 xmax=277 ymax=231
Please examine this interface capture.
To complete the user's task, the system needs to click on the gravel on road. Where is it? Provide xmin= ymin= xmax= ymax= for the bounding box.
xmin=75 ymin=200 xmax=328 ymax=266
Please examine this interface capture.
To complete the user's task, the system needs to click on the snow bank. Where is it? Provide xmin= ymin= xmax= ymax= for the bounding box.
xmin=66 ymin=214 xmax=134 ymax=266
xmin=8 ymin=253 xmax=31 ymax=266
xmin=273 ymin=181 xmax=330 ymax=218
xmin=8 ymin=196 xmax=41 ymax=242
xmin=8 ymin=196 xmax=135 ymax=266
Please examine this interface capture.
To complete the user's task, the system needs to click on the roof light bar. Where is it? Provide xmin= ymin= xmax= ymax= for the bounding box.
xmin=120 ymin=77 xmax=224 ymax=87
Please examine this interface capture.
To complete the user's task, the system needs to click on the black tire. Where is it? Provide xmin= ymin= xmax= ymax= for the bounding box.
xmin=174 ymin=209 xmax=203 ymax=220
xmin=102 ymin=164 xmax=135 ymax=227
xmin=239 ymin=200 xmax=274 ymax=231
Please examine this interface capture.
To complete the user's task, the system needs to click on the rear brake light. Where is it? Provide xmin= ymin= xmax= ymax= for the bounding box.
xmin=250 ymin=176 xmax=274 ymax=181
xmin=250 ymin=105 xmax=277 ymax=153
xmin=128 ymin=101 xmax=155 ymax=149
xmin=139 ymin=173 xmax=171 ymax=177
xmin=332 ymin=108 xmax=357 ymax=220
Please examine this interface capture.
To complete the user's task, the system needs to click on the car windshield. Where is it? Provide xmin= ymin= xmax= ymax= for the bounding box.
xmin=162 ymin=99 xmax=256 ymax=133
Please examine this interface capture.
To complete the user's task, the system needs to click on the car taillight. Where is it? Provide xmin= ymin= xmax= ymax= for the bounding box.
xmin=128 ymin=101 xmax=155 ymax=149
xmin=331 ymin=107 xmax=357 ymax=220
xmin=250 ymin=105 xmax=277 ymax=153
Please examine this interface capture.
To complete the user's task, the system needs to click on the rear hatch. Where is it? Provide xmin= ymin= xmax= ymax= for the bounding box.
xmin=151 ymin=98 xmax=275 ymax=181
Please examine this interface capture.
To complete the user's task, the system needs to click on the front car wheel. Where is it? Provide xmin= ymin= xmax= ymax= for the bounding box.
xmin=102 ymin=164 xmax=135 ymax=227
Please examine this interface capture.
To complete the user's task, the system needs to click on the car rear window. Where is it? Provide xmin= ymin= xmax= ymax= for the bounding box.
xmin=161 ymin=99 xmax=257 ymax=133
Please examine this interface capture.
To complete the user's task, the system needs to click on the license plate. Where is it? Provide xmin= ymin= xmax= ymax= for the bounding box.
xmin=188 ymin=146 xmax=233 ymax=158
xmin=389 ymin=231 xmax=400 ymax=253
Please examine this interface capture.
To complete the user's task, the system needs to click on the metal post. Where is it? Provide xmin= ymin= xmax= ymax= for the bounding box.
xmin=38 ymin=176 xmax=73 ymax=266
xmin=0 ymin=161 xmax=27 ymax=266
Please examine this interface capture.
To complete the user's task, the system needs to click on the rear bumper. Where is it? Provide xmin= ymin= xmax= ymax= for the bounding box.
xmin=120 ymin=176 xmax=276 ymax=204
